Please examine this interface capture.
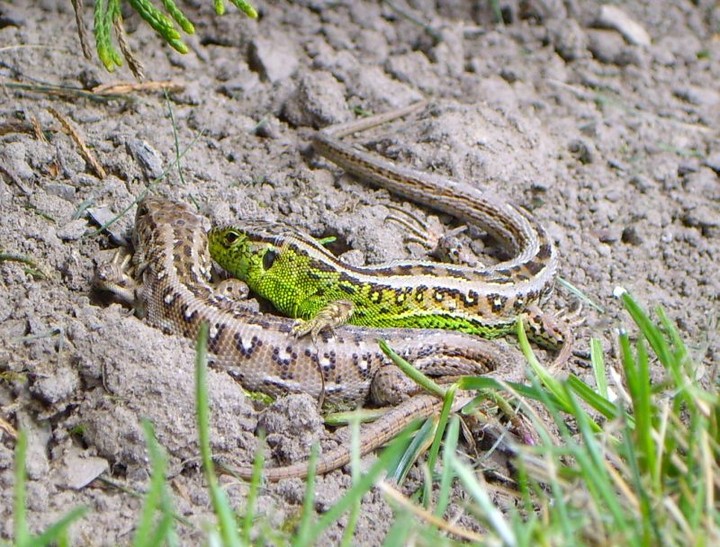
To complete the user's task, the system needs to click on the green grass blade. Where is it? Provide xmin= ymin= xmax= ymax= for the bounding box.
xmin=566 ymin=374 xmax=623 ymax=422
xmin=556 ymin=276 xmax=604 ymax=312
xmin=449 ymin=455 xmax=515 ymax=544
xmin=383 ymin=511 xmax=413 ymax=545
xmin=293 ymin=446 xmax=319 ymax=547
xmin=378 ymin=339 xmax=445 ymax=397
xmin=634 ymin=338 xmax=655 ymax=474
xmin=564 ymin=384 xmax=631 ymax=537
xmin=435 ymin=416 xmax=461 ymax=518
xmin=619 ymin=418 xmax=657 ymax=544
xmin=617 ymin=288 xmax=673 ymax=368
xmin=515 ymin=319 xmax=572 ymax=408
xmin=195 ymin=323 xmax=241 ymax=547
xmin=308 ymin=427 xmax=416 ymax=543
xmin=657 ymin=306 xmax=693 ymax=387
xmin=426 ymin=383 xmax=457 ymax=473
xmin=133 ymin=420 xmax=172 ymax=547
xmin=241 ymin=432 xmax=265 ymax=544
xmin=387 ymin=417 xmax=433 ymax=483
xmin=28 ymin=507 xmax=88 ymax=547
xmin=457 ymin=376 xmax=547 ymax=402
xmin=590 ymin=338 xmax=609 ymax=399
xmin=13 ymin=430 xmax=29 ymax=545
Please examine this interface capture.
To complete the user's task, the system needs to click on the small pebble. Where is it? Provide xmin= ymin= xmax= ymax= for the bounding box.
xmin=57 ymin=219 xmax=89 ymax=241
xmin=249 ymin=35 xmax=299 ymax=83
xmin=621 ymin=226 xmax=642 ymax=245
xmin=568 ymin=139 xmax=595 ymax=164
xmin=126 ymin=139 xmax=163 ymax=181
xmin=596 ymin=5 xmax=651 ymax=46
xmin=597 ymin=229 xmax=618 ymax=244
xmin=683 ymin=205 xmax=720 ymax=238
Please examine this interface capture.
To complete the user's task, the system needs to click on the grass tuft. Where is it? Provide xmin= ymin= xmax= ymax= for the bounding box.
xmin=7 ymin=290 xmax=717 ymax=543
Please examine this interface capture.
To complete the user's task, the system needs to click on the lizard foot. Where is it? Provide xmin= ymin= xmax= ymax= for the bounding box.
xmin=292 ymin=299 xmax=354 ymax=342
xmin=93 ymin=249 xmax=136 ymax=306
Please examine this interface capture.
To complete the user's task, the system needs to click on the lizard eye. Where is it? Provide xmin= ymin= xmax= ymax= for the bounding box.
xmin=224 ymin=230 xmax=240 ymax=245
xmin=263 ymin=249 xmax=278 ymax=270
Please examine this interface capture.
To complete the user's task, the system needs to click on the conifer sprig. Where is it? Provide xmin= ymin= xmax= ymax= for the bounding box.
xmin=84 ymin=0 xmax=258 ymax=73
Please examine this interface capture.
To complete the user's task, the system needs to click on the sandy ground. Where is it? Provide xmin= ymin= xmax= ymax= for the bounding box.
xmin=1 ymin=0 xmax=718 ymax=543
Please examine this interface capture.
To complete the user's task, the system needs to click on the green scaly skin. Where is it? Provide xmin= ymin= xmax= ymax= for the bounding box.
xmin=209 ymin=223 xmax=524 ymax=339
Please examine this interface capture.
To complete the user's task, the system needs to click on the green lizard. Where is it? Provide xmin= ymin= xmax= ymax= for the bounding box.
xmin=208 ymin=102 xmax=572 ymax=364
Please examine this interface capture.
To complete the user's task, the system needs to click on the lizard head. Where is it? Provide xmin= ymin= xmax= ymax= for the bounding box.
xmin=208 ymin=226 xmax=274 ymax=284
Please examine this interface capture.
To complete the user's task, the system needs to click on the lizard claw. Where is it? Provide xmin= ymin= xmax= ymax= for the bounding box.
xmin=94 ymin=249 xmax=136 ymax=306
xmin=291 ymin=300 xmax=355 ymax=342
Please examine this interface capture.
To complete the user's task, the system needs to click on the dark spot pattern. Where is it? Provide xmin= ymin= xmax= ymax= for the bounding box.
xmin=161 ymin=285 xmax=175 ymax=303
xmin=490 ymin=294 xmax=508 ymax=313
xmin=536 ymin=243 xmax=553 ymax=260
xmin=340 ymin=284 xmax=356 ymax=295
xmin=179 ymin=302 xmax=198 ymax=323
xmin=414 ymin=285 xmax=428 ymax=301
xmin=310 ymin=258 xmax=338 ymax=273
xmin=233 ymin=331 xmax=262 ymax=358
xmin=208 ymin=323 xmax=227 ymax=353
xmin=351 ymin=353 xmax=375 ymax=380
xmin=481 ymin=268 xmax=517 ymax=283
xmin=352 ymin=309 xmax=367 ymax=319
xmin=465 ymin=289 xmax=479 ymax=306
xmin=263 ymin=249 xmax=278 ymax=270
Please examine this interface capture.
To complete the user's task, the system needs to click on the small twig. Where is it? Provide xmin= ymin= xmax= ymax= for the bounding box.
xmin=0 ymin=165 xmax=32 ymax=196
xmin=70 ymin=0 xmax=93 ymax=59
xmin=47 ymin=107 xmax=107 ymax=179
xmin=0 ymin=416 xmax=18 ymax=441
xmin=30 ymin=115 xmax=47 ymax=143
xmin=113 ymin=14 xmax=145 ymax=81
xmin=92 ymin=81 xmax=184 ymax=95
xmin=0 ymin=122 xmax=36 ymax=138
xmin=2 ymin=81 xmax=128 ymax=102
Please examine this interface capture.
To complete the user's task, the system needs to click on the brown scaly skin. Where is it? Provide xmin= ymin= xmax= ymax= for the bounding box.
xmin=96 ymin=197 xmax=521 ymax=480
xmin=209 ymin=102 xmax=573 ymax=367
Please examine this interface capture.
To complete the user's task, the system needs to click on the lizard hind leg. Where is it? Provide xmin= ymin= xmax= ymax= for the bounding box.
xmin=93 ymin=249 xmax=138 ymax=308
xmin=524 ymin=304 xmax=575 ymax=370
